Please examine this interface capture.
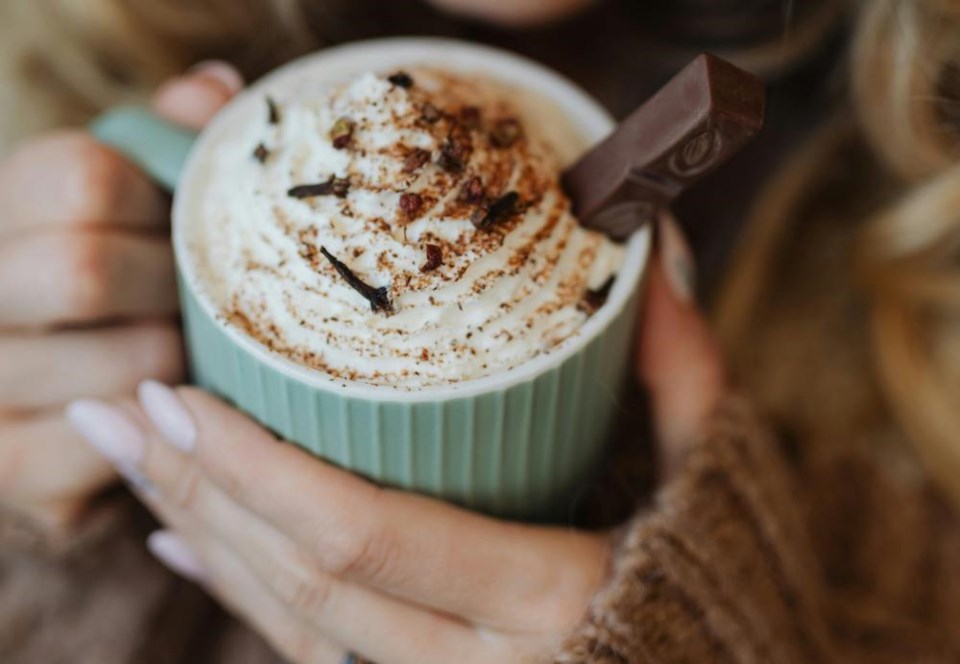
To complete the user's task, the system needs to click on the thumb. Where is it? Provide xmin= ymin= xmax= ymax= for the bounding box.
xmin=151 ymin=60 xmax=245 ymax=130
xmin=638 ymin=216 xmax=726 ymax=479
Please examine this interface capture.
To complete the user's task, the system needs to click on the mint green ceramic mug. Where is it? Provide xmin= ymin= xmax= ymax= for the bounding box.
xmin=92 ymin=38 xmax=651 ymax=519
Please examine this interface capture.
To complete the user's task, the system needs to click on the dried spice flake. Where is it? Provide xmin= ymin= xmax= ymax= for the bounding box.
xmin=421 ymin=244 xmax=442 ymax=272
xmin=459 ymin=176 xmax=484 ymax=204
xmin=399 ymin=192 xmax=423 ymax=216
xmin=402 ymin=148 xmax=431 ymax=173
xmin=437 ymin=137 xmax=467 ymax=173
xmin=459 ymin=106 xmax=481 ymax=130
xmin=387 ymin=71 xmax=414 ymax=88
xmin=490 ymin=118 xmax=522 ymax=147
xmin=421 ymin=103 xmax=442 ymax=123
xmin=253 ymin=143 xmax=270 ymax=163
xmin=267 ymin=97 xmax=280 ymax=124
xmin=472 ymin=191 xmax=520 ymax=231
xmin=288 ymin=176 xmax=351 ymax=199
xmin=320 ymin=246 xmax=393 ymax=313
xmin=578 ymin=276 xmax=616 ymax=315
xmin=330 ymin=117 xmax=355 ymax=149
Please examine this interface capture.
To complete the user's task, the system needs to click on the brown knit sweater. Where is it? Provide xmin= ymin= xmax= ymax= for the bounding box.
xmin=3 ymin=390 xmax=959 ymax=663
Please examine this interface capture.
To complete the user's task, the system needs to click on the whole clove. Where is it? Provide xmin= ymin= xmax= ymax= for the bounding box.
xmin=471 ymin=191 xmax=520 ymax=231
xmin=288 ymin=176 xmax=351 ymax=199
xmin=319 ymin=246 xmax=393 ymax=313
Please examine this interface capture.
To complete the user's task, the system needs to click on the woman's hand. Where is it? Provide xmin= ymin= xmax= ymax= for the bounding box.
xmin=0 ymin=62 xmax=242 ymax=531
xmin=425 ymin=0 xmax=597 ymax=27
xmin=67 ymin=216 xmax=723 ymax=663
xmin=75 ymin=385 xmax=611 ymax=663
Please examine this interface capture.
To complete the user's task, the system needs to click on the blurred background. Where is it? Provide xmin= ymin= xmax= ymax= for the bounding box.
xmin=0 ymin=0 xmax=846 ymax=287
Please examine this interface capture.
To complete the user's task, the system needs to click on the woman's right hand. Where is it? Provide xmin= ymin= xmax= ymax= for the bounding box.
xmin=0 ymin=61 xmax=243 ymax=532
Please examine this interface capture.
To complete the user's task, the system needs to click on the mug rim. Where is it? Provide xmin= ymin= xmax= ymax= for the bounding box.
xmin=173 ymin=36 xmax=651 ymax=403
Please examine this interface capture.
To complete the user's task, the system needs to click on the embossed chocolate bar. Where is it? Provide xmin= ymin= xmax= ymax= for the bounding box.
xmin=562 ymin=54 xmax=765 ymax=240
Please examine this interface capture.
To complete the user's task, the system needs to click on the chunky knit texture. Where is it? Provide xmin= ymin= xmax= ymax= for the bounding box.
xmin=561 ymin=394 xmax=960 ymax=663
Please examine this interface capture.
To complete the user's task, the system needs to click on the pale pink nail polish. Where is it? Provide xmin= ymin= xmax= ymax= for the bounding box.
xmin=147 ymin=531 xmax=207 ymax=582
xmin=66 ymin=400 xmax=145 ymax=467
xmin=189 ymin=60 xmax=244 ymax=94
xmin=659 ymin=214 xmax=696 ymax=303
xmin=116 ymin=462 xmax=161 ymax=500
xmin=138 ymin=381 xmax=197 ymax=453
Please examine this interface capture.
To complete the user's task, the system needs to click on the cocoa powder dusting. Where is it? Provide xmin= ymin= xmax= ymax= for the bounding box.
xmin=490 ymin=118 xmax=522 ymax=147
xmin=459 ymin=105 xmax=481 ymax=130
xmin=218 ymin=69 xmax=614 ymax=386
xmin=421 ymin=103 xmax=442 ymax=123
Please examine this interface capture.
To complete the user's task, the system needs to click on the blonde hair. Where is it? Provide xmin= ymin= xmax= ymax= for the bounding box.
xmin=853 ymin=0 xmax=960 ymax=502
xmin=4 ymin=0 xmax=960 ymax=503
xmin=719 ymin=0 xmax=960 ymax=504
xmin=0 ymin=0 xmax=336 ymax=147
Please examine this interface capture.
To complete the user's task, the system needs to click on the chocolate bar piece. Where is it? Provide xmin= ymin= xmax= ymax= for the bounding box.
xmin=562 ymin=54 xmax=765 ymax=240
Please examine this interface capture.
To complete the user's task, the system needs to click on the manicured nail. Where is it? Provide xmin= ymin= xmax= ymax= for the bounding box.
xmin=138 ymin=381 xmax=197 ymax=453
xmin=66 ymin=400 xmax=144 ymax=467
xmin=189 ymin=60 xmax=244 ymax=95
xmin=659 ymin=215 xmax=696 ymax=303
xmin=147 ymin=531 xmax=207 ymax=583
xmin=116 ymin=462 xmax=161 ymax=500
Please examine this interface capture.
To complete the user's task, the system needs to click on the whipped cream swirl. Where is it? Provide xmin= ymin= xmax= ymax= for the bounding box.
xmin=191 ymin=69 xmax=624 ymax=387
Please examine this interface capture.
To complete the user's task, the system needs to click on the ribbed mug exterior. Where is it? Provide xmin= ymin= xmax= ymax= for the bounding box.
xmin=162 ymin=38 xmax=651 ymax=519
xmin=179 ymin=277 xmax=640 ymax=517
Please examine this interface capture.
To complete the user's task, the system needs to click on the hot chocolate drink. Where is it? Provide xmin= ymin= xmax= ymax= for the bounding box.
xmin=189 ymin=68 xmax=624 ymax=388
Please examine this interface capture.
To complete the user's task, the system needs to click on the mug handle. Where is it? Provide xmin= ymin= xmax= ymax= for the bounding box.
xmin=90 ymin=107 xmax=198 ymax=192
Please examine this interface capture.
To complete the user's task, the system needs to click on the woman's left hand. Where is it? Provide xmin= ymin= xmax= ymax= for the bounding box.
xmin=66 ymin=221 xmax=723 ymax=663
xmin=71 ymin=384 xmax=609 ymax=664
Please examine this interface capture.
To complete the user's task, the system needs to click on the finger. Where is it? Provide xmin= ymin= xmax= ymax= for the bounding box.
xmin=0 ymin=412 xmax=115 ymax=529
xmin=0 ymin=131 xmax=169 ymax=236
xmin=426 ymin=0 xmax=596 ymax=26
xmin=0 ymin=322 xmax=183 ymax=412
xmin=151 ymin=60 xmax=244 ymax=131
xmin=65 ymin=399 xmax=489 ymax=664
xmin=0 ymin=62 xmax=241 ymax=238
xmin=137 ymin=480 xmax=500 ymax=664
xmin=135 ymin=383 xmax=606 ymax=633
xmin=638 ymin=216 xmax=726 ymax=478
xmin=147 ymin=530 xmax=344 ymax=664
xmin=0 ymin=230 xmax=177 ymax=328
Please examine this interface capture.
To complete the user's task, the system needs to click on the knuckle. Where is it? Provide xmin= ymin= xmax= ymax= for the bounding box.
xmin=274 ymin=621 xmax=321 ymax=664
xmin=135 ymin=324 xmax=185 ymax=383
xmin=61 ymin=234 xmax=112 ymax=318
xmin=64 ymin=136 xmax=128 ymax=222
xmin=170 ymin=465 xmax=204 ymax=510
xmin=327 ymin=518 xmax=401 ymax=585
xmin=0 ymin=131 xmax=132 ymax=232
xmin=268 ymin=548 xmax=335 ymax=616
xmin=0 ymin=424 xmax=24 ymax=491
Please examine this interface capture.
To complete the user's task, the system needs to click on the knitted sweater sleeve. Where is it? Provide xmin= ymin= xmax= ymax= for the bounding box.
xmin=555 ymin=395 xmax=833 ymax=664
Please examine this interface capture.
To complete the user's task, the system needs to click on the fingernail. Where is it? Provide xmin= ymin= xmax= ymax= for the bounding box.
xmin=189 ymin=60 xmax=244 ymax=95
xmin=138 ymin=381 xmax=197 ymax=453
xmin=147 ymin=531 xmax=207 ymax=583
xmin=116 ymin=462 xmax=161 ymax=500
xmin=66 ymin=400 xmax=144 ymax=467
xmin=659 ymin=215 xmax=696 ymax=303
